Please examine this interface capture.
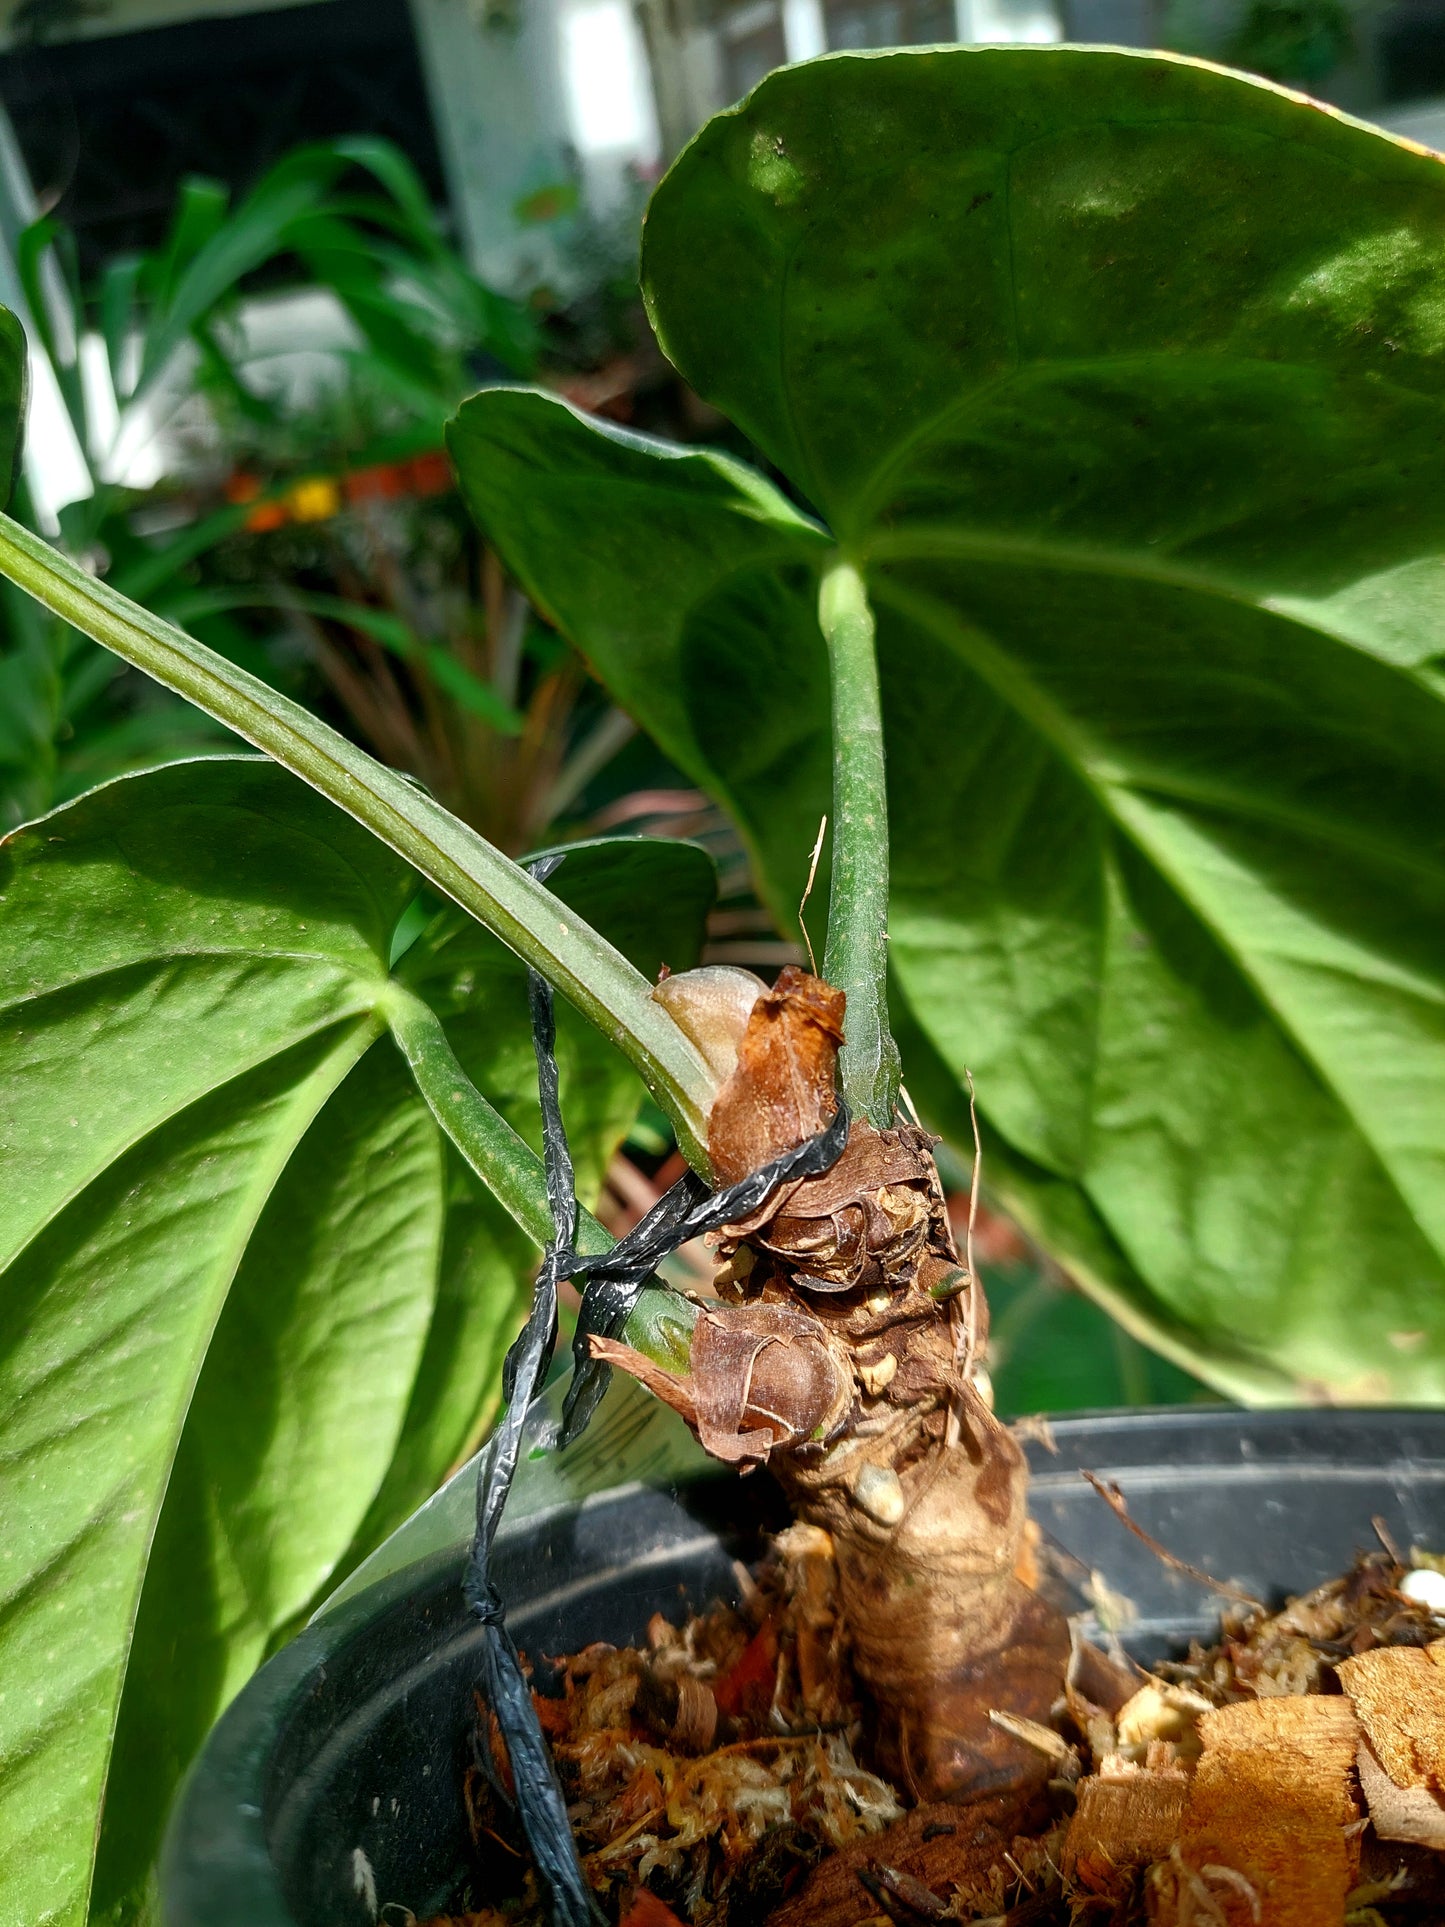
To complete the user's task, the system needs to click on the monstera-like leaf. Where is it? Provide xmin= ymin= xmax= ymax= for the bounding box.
xmin=450 ymin=46 xmax=1445 ymax=1406
xmin=0 ymin=757 xmax=712 ymax=1926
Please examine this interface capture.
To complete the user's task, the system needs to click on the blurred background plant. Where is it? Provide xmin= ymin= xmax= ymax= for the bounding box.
xmin=1157 ymin=0 xmax=1368 ymax=82
xmin=0 ymin=132 xmax=672 ymax=849
xmin=1222 ymin=0 xmax=1357 ymax=80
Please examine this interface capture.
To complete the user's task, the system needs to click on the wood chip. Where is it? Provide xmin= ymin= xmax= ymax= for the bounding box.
xmin=1063 ymin=1765 xmax=1187 ymax=1895
xmin=1337 ymin=1645 xmax=1445 ymax=1795
xmin=1068 ymin=1631 xmax=1143 ymax=1717
xmin=1337 ymin=1644 xmax=1445 ymax=1848
xmin=987 ymin=1709 xmax=1072 ymax=1764
xmin=1151 ymin=1696 xmax=1360 ymax=1927
xmin=670 ymin=1673 xmax=719 ymax=1754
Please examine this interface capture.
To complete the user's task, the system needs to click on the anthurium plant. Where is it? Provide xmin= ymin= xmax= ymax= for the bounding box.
xmin=1 ymin=43 xmax=1444 ymax=1927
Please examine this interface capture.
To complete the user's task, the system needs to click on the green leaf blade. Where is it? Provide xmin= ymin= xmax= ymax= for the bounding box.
xmin=0 ymin=759 xmax=718 ymax=1924
xmin=642 ymin=49 xmax=1445 ymax=552
xmin=0 ymin=760 xmax=408 ymax=1274
xmin=0 ymin=1022 xmax=375 ymax=1927
xmin=0 ymin=761 xmax=412 ymax=1927
xmin=90 ymin=1038 xmax=447 ymax=1922
xmin=463 ymin=48 xmax=1445 ymax=1402
xmin=446 ymin=389 xmax=833 ymax=937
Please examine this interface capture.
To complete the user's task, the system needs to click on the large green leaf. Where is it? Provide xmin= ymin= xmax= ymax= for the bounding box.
xmin=0 ymin=757 xmax=712 ymax=1927
xmin=450 ymin=46 xmax=1445 ymax=1404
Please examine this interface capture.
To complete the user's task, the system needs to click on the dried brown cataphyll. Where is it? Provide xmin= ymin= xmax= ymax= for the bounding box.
xmin=429 ymin=966 xmax=1445 ymax=1927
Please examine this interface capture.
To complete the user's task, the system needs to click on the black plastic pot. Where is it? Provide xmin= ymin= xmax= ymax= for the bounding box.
xmin=161 ymin=1408 xmax=1445 ymax=1927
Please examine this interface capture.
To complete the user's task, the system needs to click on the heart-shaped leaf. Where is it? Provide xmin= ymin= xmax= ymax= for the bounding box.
xmin=450 ymin=47 xmax=1445 ymax=1404
xmin=0 ymin=756 xmax=712 ymax=1926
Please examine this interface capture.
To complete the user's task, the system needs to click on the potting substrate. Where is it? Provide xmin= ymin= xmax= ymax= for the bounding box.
xmin=424 ymin=1463 xmax=1445 ymax=1927
xmin=161 ymin=1410 xmax=1445 ymax=1927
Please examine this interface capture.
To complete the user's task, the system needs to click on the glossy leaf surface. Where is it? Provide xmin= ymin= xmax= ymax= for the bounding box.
xmin=452 ymin=47 xmax=1445 ymax=1402
xmin=0 ymin=757 xmax=711 ymax=1926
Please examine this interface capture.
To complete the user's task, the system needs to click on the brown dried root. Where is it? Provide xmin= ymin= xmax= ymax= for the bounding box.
xmin=456 ymin=1539 xmax=904 ymax=1925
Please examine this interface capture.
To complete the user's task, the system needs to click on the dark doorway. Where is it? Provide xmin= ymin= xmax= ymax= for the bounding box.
xmin=0 ymin=0 xmax=447 ymax=275
xmin=1377 ymin=0 xmax=1445 ymax=101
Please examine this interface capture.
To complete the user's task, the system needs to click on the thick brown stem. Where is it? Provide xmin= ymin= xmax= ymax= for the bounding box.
xmin=617 ymin=967 xmax=1070 ymax=1806
xmin=775 ymin=1375 xmax=1067 ymax=1803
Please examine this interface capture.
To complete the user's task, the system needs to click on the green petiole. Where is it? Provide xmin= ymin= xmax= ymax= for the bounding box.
xmin=819 ymin=557 xmax=900 ymax=1127
xmin=384 ymin=984 xmax=697 ymax=1368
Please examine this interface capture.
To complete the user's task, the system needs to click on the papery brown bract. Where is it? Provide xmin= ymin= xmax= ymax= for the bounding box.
xmin=707 ymin=967 xmax=844 ymax=1187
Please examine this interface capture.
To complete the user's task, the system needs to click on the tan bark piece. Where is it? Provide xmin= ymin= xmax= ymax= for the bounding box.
xmin=1155 ymin=1695 xmax=1360 ymax=1927
xmin=1355 ymin=1735 xmax=1445 ymax=1848
xmin=1337 ymin=1645 xmax=1445 ymax=1794
xmin=1064 ymin=1766 xmax=1187 ymax=1895
xmin=1069 ymin=1632 xmax=1142 ymax=1717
